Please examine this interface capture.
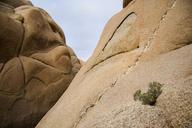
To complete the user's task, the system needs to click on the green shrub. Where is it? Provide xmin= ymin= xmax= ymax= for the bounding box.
xmin=134 ymin=82 xmax=163 ymax=106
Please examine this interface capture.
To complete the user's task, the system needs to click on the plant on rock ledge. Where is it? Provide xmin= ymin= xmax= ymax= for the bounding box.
xmin=134 ymin=82 xmax=163 ymax=106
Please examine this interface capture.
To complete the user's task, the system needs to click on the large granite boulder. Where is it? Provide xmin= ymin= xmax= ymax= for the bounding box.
xmin=0 ymin=0 xmax=81 ymax=128
xmin=0 ymin=0 xmax=33 ymax=8
xmin=36 ymin=0 xmax=192 ymax=128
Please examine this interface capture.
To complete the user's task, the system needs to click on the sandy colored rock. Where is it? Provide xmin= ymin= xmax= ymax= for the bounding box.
xmin=76 ymin=103 xmax=171 ymax=128
xmin=0 ymin=12 xmax=24 ymax=63
xmin=15 ymin=6 xmax=65 ymax=56
xmin=67 ymin=46 xmax=82 ymax=75
xmin=123 ymin=0 xmax=133 ymax=8
xmin=36 ymin=0 xmax=192 ymax=128
xmin=0 ymin=0 xmax=32 ymax=8
xmin=0 ymin=1 xmax=81 ymax=128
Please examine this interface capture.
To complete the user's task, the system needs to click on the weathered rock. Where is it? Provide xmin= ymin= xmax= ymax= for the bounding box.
xmin=36 ymin=0 xmax=192 ymax=128
xmin=76 ymin=103 xmax=171 ymax=128
xmin=0 ymin=12 xmax=24 ymax=63
xmin=0 ymin=0 xmax=32 ymax=8
xmin=123 ymin=0 xmax=132 ymax=8
xmin=0 ymin=1 xmax=81 ymax=128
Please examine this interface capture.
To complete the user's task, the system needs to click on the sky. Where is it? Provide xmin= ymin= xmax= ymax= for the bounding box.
xmin=31 ymin=0 xmax=122 ymax=61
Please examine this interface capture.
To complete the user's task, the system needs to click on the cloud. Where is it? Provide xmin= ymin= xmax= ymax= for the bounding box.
xmin=31 ymin=0 xmax=121 ymax=60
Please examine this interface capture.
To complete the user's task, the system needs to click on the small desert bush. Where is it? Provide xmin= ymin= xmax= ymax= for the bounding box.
xmin=134 ymin=82 xmax=163 ymax=106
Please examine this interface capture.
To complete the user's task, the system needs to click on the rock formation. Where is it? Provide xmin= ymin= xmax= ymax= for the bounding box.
xmin=36 ymin=0 xmax=192 ymax=128
xmin=0 ymin=0 xmax=81 ymax=128
xmin=123 ymin=0 xmax=132 ymax=8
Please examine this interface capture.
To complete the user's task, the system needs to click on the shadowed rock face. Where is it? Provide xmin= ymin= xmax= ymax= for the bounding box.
xmin=123 ymin=0 xmax=132 ymax=8
xmin=0 ymin=0 xmax=33 ymax=8
xmin=0 ymin=0 xmax=81 ymax=128
xmin=36 ymin=0 xmax=192 ymax=128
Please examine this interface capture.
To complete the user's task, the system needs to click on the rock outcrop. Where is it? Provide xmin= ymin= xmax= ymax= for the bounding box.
xmin=36 ymin=0 xmax=192 ymax=128
xmin=123 ymin=0 xmax=132 ymax=8
xmin=0 ymin=0 xmax=81 ymax=128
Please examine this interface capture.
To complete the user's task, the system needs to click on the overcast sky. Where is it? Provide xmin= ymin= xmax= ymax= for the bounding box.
xmin=31 ymin=0 xmax=122 ymax=60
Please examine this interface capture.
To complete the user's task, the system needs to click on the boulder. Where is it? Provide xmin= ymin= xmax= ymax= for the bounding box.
xmin=36 ymin=0 xmax=192 ymax=128
xmin=123 ymin=0 xmax=132 ymax=8
xmin=0 ymin=0 xmax=32 ymax=8
xmin=0 ymin=1 xmax=81 ymax=128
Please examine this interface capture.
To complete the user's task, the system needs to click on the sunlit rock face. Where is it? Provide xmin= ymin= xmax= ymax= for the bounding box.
xmin=0 ymin=0 xmax=82 ymax=128
xmin=36 ymin=0 xmax=192 ymax=128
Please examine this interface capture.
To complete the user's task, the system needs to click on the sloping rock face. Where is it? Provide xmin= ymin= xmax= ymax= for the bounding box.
xmin=0 ymin=0 xmax=81 ymax=128
xmin=36 ymin=0 xmax=192 ymax=128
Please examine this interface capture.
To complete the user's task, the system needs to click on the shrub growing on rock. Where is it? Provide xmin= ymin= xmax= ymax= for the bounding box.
xmin=134 ymin=82 xmax=163 ymax=106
